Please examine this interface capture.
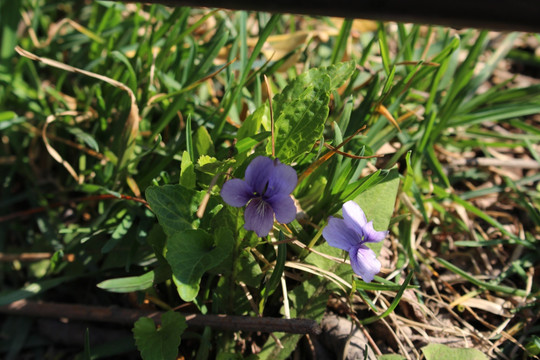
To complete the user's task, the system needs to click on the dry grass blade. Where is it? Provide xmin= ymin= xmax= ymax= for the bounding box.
xmin=42 ymin=113 xmax=82 ymax=183
xmin=285 ymin=261 xmax=352 ymax=291
xmin=22 ymin=13 xmax=104 ymax=49
xmin=15 ymin=46 xmax=140 ymax=166
xmin=376 ymin=104 xmax=401 ymax=132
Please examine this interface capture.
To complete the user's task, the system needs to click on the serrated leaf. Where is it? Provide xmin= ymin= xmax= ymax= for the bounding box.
xmin=271 ymin=79 xmax=330 ymax=162
xmin=166 ymin=228 xmax=233 ymax=301
xmin=197 ymin=155 xmax=236 ymax=175
xmin=422 ymin=344 xmax=488 ymax=360
xmin=133 ymin=311 xmax=187 ymax=360
xmin=270 ymin=62 xmax=355 ymax=163
xmin=325 ymin=61 xmax=356 ymax=90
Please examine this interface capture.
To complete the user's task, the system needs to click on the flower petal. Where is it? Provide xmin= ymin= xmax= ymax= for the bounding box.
xmin=342 ymin=200 xmax=368 ymax=235
xmin=221 ymin=179 xmax=252 ymax=207
xmin=244 ymin=198 xmax=275 ymax=237
xmin=322 ymin=217 xmax=361 ymax=251
xmin=245 ymin=156 xmax=274 ymax=195
xmin=265 ymin=159 xmax=298 ymax=197
xmin=362 ymin=221 xmax=388 ymax=243
xmin=349 ymin=245 xmax=381 ymax=283
xmin=267 ymin=194 xmax=296 ymax=224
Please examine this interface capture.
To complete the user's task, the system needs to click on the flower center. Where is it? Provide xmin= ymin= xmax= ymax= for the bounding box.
xmin=249 ymin=197 xmax=269 ymax=217
xmin=253 ymin=181 xmax=270 ymax=198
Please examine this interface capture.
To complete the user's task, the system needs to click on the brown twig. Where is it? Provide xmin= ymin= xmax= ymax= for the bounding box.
xmin=0 ymin=252 xmax=74 ymax=262
xmin=297 ymin=125 xmax=367 ymax=184
xmin=0 ymin=300 xmax=321 ymax=335
xmin=319 ymin=142 xmax=385 ymax=160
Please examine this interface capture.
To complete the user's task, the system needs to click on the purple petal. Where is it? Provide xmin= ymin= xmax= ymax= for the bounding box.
xmin=221 ymin=179 xmax=252 ymax=207
xmin=265 ymin=159 xmax=298 ymax=197
xmin=244 ymin=198 xmax=275 ymax=237
xmin=322 ymin=217 xmax=361 ymax=251
xmin=362 ymin=221 xmax=388 ymax=243
xmin=349 ymin=245 xmax=381 ymax=283
xmin=342 ymin=201 xmax=368 ymax=235
xmin=245 ymin=156 xmax=274 ymax=195
xmin=267 ymin=194 xmax=296 ymax=224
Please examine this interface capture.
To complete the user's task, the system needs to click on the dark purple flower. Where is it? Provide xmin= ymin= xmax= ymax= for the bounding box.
xmin=220 ymin=156 xmax=297 ymax=237
xmin=322 ymin=201 xmax=388 ymax=283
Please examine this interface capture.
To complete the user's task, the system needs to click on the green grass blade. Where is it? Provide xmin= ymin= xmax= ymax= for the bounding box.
xmin=436 ymin=258 xmax=528 ymax=297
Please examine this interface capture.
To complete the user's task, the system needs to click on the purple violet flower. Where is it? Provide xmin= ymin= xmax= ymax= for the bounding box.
xmin=322 ymin=201 xmax=388 ymax=283
xmin=220 ymin=156 xmax=297 ymax=237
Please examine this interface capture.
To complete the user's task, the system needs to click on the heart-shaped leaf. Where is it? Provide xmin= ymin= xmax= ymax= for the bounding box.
xmin=133 ymin=311 xmax=187 ymax=360
xmin=166 ymin=228 xmax=233 ymax=301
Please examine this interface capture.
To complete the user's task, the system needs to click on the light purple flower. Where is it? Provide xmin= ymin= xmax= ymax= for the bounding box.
xmin=322 ymin=201 xmax=388 ymax=283
xmin=220 ymin=156 xmax=297 ymax=237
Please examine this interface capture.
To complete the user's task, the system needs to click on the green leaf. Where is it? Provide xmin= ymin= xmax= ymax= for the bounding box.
xmin=133 ymin=311 xmax=187 ymax=360
xmin=66 ymin=126 xmax=100 ymax=152
xmin=180 ymin=151 xmax=196 ymax=189
xmin=422 ymin=344 xmax=488 ymax=360
xmin=271 ymin=76 xmax=330 ymax=162
xmin=194 ymin=125 xmax=215 ymax=160
xmin=145 ymin=185 xmax=198 ymax=237
xmin=234 ymin=249 xmax=263 ymax=287
xmin=197 ymin=155 xmax=236 ymax=175
xmin=378 ymin=355 xmax=406 ymax=360
xmin=235 ymin=132 xmax=271 ymax=154
xmin=0 ymin=111 xmax=16 ymax=122
xmin=354 ymin=168 xmax=400 ymax=255
xmin=325 ymin=60 xmax=357 ymax=90
xmin=525 ymin=335 xmax=540 ymax=356
xmin=270 ymin=62 xmax=355 ymax=163
xmin=97 ymin=265 xmax=171 ymax=293
xmin=166 ymin=228 xmax=233 ymax=301
xmin=102 ymin=211 xmax=134 ymax=253
xmin=238 ymin=103 xmax=268 ymax=140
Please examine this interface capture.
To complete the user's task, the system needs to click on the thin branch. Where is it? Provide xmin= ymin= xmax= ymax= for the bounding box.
xmin=0 ymin=300 xmax=321 ymax=335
